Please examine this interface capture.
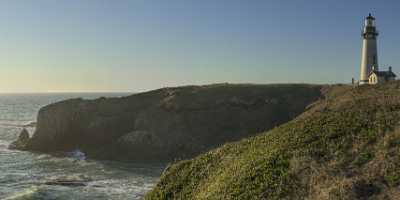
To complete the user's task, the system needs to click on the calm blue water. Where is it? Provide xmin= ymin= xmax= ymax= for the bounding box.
xmin=0 ymin=93 xmax=164 ymax=200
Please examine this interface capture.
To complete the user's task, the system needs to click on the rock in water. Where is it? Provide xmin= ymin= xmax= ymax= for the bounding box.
xmin=18 ymin=129 xmax=30 ymax=141
xmin=44 ymin=175 xmax=92 ymax=187
xmin=9 ymin=128 xmax=30 ymax=150
xmin=66 ymin=149 xmax=86 ymax=161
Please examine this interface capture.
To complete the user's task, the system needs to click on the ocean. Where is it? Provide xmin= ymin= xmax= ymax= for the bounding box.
xmin=0 ymin=93 xmax=164 ymax=200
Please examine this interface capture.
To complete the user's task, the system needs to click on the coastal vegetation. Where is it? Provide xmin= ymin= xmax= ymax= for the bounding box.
xmin=146 ymin=81 xmax=400 ymax=199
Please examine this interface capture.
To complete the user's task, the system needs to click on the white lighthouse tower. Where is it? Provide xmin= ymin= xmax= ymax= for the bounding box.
xmin=359 ymin=13 xmax=379 ymax=85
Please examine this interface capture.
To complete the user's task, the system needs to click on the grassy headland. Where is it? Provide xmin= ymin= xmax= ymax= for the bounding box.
xmin=146 ymin=81 xmax=400 ymax=199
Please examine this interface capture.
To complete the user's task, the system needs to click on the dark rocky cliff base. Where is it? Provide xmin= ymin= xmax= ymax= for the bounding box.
xmin=13 ymin=84 xmax=325 ymax=162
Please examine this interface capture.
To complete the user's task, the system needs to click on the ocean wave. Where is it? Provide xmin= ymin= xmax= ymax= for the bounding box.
xmin=23 ymin=121 xmax=36 ymax=128
xmin=0 ymin=122 xmax=22 ymax=128
xmin=34 ymin=154 xmax=53 ymax=160
xmin=0 ymin=121 xmax=36 ymax=128
xmin=0 ymin=140 xmax=10 ymax=150
xmin=3 ymin=186 xmax=39 ymax=200
xmin=87 ymin=179 xmax=155 ymax=198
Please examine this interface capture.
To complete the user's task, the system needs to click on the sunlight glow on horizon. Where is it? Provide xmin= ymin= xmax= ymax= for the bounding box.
xmin=1 ymin=0 xmax=399 ymax=93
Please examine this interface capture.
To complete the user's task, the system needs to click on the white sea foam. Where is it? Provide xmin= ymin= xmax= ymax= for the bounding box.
xmin=0 ymin=140 xmax=10 ymax=151
xmin=35 ymin=154 xmax=52 ymax=160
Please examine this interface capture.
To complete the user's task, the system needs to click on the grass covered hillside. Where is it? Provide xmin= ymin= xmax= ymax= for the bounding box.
xmin=146 ymin=81 xmax=400 ymax=200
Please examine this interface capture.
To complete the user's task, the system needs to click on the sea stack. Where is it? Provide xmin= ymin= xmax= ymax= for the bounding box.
xmin=359 ymin=13 xmax=379 ymax=85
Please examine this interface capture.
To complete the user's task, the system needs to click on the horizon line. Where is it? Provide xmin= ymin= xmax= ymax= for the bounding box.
xmin=0 ymin=81 xmax=350 ymax=94
xmin=0 ymin=91 xmax=135 ymax=94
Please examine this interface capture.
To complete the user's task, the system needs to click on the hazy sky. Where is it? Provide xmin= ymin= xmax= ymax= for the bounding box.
xmin=0 ymin=0 xmax=399 ymax=93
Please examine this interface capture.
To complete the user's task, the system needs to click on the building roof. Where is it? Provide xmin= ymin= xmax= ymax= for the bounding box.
xmin=366 ymin=13 xmax=375 ymax=20
xmin=370 ymin=70 xmax=397 ymax=78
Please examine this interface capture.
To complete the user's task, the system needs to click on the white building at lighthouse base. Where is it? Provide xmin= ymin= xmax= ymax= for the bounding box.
xmin=367 ymin=66 xmax=396 ymax=85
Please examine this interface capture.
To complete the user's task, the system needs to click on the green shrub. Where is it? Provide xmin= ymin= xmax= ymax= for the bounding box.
xmin=352 ymin=152 xmax=374 ymax=167
xmin=385 ymin=174 xmax=400 ymax=186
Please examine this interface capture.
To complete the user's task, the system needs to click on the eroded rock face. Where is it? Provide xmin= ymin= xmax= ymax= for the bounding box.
xmin=17 ymin=84 xmax=325 ymax=162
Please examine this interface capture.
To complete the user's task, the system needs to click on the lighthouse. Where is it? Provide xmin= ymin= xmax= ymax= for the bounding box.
xmin=359 ymin=13 xmax=379 ymax=85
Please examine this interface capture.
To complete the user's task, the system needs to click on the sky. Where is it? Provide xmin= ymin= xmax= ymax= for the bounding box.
xmin=0 ymin=0 xmax=399 ymax=93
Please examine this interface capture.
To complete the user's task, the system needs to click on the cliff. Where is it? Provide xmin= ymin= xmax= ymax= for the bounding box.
xmin=13 ymin=84 xmax=324 ymax=162
xmin=146 ymin=81 xmax=400 ymax=200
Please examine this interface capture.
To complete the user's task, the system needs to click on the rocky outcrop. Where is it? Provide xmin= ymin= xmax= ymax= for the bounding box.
xmin=15 ymin=84 xmax=325 ymax=162
xmin=44 ymin=175 xmax=92 ymax=187
xmin=9 ymin=128 xmax=30 ymax=150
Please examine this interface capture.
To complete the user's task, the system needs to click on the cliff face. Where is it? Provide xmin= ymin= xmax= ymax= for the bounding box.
xmin=22 ymin=84 xmax=323 ymax=162
xmin=146 ymin=82 xmax=400 ymax=200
